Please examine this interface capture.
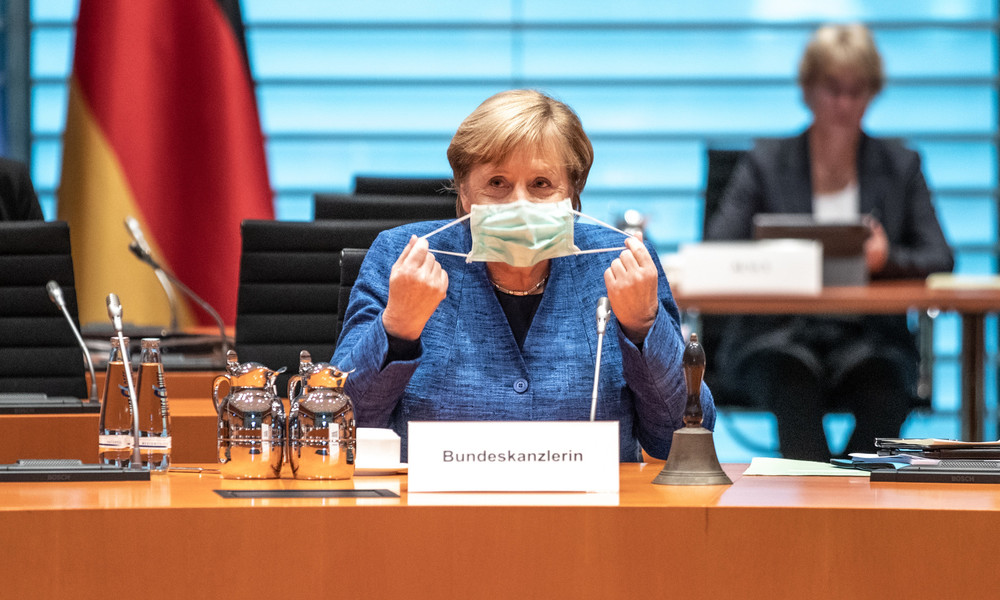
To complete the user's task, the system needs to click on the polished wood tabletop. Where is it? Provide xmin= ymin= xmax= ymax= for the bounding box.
xmin=3 ymin=462 xmax=999 ymax=599
xmin=673 ymin=279 xmax=1000 ymax=314
xmin=675 ymin=279 xmax=1000 ymax=441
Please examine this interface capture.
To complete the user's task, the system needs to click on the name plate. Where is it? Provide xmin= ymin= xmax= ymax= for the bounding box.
xmin=407 ymin=421 xmax=619 ymax=493
xmin=678 ymin=240 xmax=822 ymax=295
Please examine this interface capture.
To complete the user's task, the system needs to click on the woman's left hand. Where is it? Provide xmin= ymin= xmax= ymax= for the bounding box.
xmin=604 ymin=234 xmax=659 ymax=344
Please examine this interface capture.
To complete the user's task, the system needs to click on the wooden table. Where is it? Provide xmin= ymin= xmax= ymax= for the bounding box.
xmin=674 ymin=280 xmax=1000 ymax=441
xmin=2 ymin=462 xmax=998 ymax=599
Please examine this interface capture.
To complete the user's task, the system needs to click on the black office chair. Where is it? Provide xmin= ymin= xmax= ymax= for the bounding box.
xmin=337 ymin=248 xmax=368 ymax=342
xmin=314 ymin=192 xmax=455 ymax=221
xmin=699 ymin=149 xmax=752 ymax=407
xmin=353 ymin=175 xmax=454 ymax=197
xmin=235 ymin=219 xmax=408 ymax=394
xmin=0 ymin=221 xmax=88 ymax=399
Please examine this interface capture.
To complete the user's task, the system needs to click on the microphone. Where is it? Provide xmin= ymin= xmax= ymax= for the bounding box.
xmin=125 ymin=233 xmax=231 ymax=358
xmin=125 ymin=216 xmax=180 ymax=332
xmin=596 ymin=296 xmax=611 ymax=335
xmin=107 ymin=293 xmax=142 ymax=467
xmin=46 ymin=281 xmax=98 ymax=403
xmin=590 ymin=297 xmax=612 ymax=421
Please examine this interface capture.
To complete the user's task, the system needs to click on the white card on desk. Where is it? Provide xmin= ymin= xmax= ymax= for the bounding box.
xmin=407 ymin=421 xmax=619 ymax=493
xmin=677 ymin=240 xmax=822 ymax=295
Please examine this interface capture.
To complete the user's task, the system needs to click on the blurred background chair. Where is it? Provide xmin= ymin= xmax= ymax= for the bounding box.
xmin=353 ymin=175 xmax=454 ymax=197
xmin=698 ymin=150 xmax=752 ymax=409
xmin=0 ymin=221 xmax=88 ymax=400
xmin=337 ymin=248 xmax=368 ymax=340
xmin=314 ymin=192 xmax=455 ymax=221
xmin=235 ymin=219 xmax=409 ymax=393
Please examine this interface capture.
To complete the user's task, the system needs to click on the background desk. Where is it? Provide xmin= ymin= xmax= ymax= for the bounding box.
xmin=0 ymin=372 xmax=218 ymax=464
xmin=674 ymin=280 xmax=1000 ymax=441
xmin=2 ymin=463 xmax=998 ymax=599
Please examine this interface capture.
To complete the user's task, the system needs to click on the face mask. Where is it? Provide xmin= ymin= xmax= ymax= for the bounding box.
xmin=422 ymin=198 xmax=630 ymax=267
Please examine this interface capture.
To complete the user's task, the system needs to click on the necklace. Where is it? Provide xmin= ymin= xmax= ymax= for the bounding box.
xmin=489 ymin=274 xmax=549 ymax=296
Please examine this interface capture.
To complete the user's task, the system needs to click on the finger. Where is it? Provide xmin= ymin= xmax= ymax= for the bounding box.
xmin=421 ymin=245 xmax=441 ymax=269
xmin=436 ymin=265 xmax=450 ymax=292
xmin=403 ymin=235 xmax=430 ymax=267
xmin=607 ymin=257 xmax=627 ymax=281
xmin=397 ymin=235 xmax=418 ymax=263
xmin=619 ymin=247 xmax=641 ymax=273
xmin=624 ymin=236 xmax=653 ymax=267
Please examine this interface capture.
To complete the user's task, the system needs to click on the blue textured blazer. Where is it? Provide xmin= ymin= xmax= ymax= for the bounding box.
xmin=332 ymin=220 xmax=716 ymax=461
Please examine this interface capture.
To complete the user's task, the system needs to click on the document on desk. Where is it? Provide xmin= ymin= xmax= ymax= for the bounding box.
xmin=743 ymin=457 xmax=869 ymax=477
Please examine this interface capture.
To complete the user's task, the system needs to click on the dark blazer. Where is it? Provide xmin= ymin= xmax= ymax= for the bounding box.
xmin=707 ymin=131 xmax=954 ymax=278
xmin=705 ymin=132 xmax=954 ymax=395
xmin=0 ymin=157 xmax=43 ymax=221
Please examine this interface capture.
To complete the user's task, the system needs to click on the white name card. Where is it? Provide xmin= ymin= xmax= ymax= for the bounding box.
xmin=677 ymin=240 xmax=822 ymax=295
xmin=407 ymin=421 xmax=619 ymax=493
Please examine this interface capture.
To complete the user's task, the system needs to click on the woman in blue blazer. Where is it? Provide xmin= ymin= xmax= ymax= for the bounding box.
xmin=333 ymin=89 xmax=715 ymax=462
xmin=707 ymin=24 xmax=954 ymax=460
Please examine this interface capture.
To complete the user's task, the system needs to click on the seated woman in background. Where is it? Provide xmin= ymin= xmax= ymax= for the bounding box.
xmin=707 ymin=23 xmax=954 ymax=460
xmin=333 ymin=89 xmax=715 ymax=461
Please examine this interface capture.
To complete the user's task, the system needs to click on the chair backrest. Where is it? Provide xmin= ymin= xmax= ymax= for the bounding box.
xmin=235 ymin=219 xmax=408 ymax=394
xmin=700 ymin=149 xmax=751 ymax=407
xmin=703 ymin=149 xmax=748 ymax=238
xmin=353 ymin=175 xmax=454 ymax=197
xmin=0 ymin=221 xmax=87 ymax=398
xmin=337 ymin=248 xmax=368 ymax=342
xmin=314 ymin=193 xmax=455 ymax=221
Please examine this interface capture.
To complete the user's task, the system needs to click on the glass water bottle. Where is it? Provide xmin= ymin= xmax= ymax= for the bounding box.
xmin=98 ymin=337 xmax=133 ymax=466
xmin=136 ymin=338 xmax=171 ymax=471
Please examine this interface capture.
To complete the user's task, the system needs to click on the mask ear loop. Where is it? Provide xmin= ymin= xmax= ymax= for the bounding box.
xmin=420 ymin=213 xmax=473 ymax=258
xmin=568 ymin=209 xmax=632 ymax=254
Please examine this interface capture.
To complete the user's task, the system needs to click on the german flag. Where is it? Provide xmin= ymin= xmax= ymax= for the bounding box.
xmin=58 ymin=0 xmax=273 ymax=328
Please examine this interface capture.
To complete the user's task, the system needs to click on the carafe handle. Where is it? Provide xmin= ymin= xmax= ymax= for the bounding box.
xmin=287 ymin=374 xmax=303 ymax=403
xmin=212 ymin=374 xmax=232 ymax=412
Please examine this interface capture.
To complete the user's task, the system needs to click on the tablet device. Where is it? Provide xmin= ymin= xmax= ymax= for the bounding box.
xmin=753 ymin=213 xmax=870 ymax=285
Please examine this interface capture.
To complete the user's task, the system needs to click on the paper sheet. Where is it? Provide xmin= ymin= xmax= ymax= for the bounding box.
xmin=742 ymin=457 xmax=869 ymax=477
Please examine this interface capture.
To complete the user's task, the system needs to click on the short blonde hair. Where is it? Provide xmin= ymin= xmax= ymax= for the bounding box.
xmin=447 ymin=89 xmax=594 ymax=215
xmin=798 ymin=24 xmax=885 ymax=95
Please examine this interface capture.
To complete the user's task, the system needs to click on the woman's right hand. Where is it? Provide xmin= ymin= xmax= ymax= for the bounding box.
xmin=382 ymin=235 xmax=449 ymax=341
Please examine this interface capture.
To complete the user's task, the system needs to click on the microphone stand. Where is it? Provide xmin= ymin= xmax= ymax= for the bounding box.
xmin=590 ymin=297 xmax=611 ymax=422
xmin=46 ymin=281 xmax=98 ymax=403
xmin=124 ymin=217 xmax=180 ymax=332
xmin=107 ymin=294 xmax=142 ymax=468
xmin=127 ymin=243 xmax=231 ymax=358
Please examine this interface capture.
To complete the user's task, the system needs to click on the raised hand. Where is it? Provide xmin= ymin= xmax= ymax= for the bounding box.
xmin=604 ymin=234 xmax=658 ymax=344
xmin=382 ymin=235 xmax=449 ymax=341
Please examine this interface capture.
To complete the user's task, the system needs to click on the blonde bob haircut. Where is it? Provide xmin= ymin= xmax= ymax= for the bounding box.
xmin=447 ymin=89 xmax=594 ymax=216
xmin=798 ymin=23 xmax=885 ymax=96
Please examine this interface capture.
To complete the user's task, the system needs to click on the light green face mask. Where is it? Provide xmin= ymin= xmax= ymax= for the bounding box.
xmin=468 ymin=198 xmax=577 ymax=267
xmin=422 ymin=198 xmax=629 ymax=267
